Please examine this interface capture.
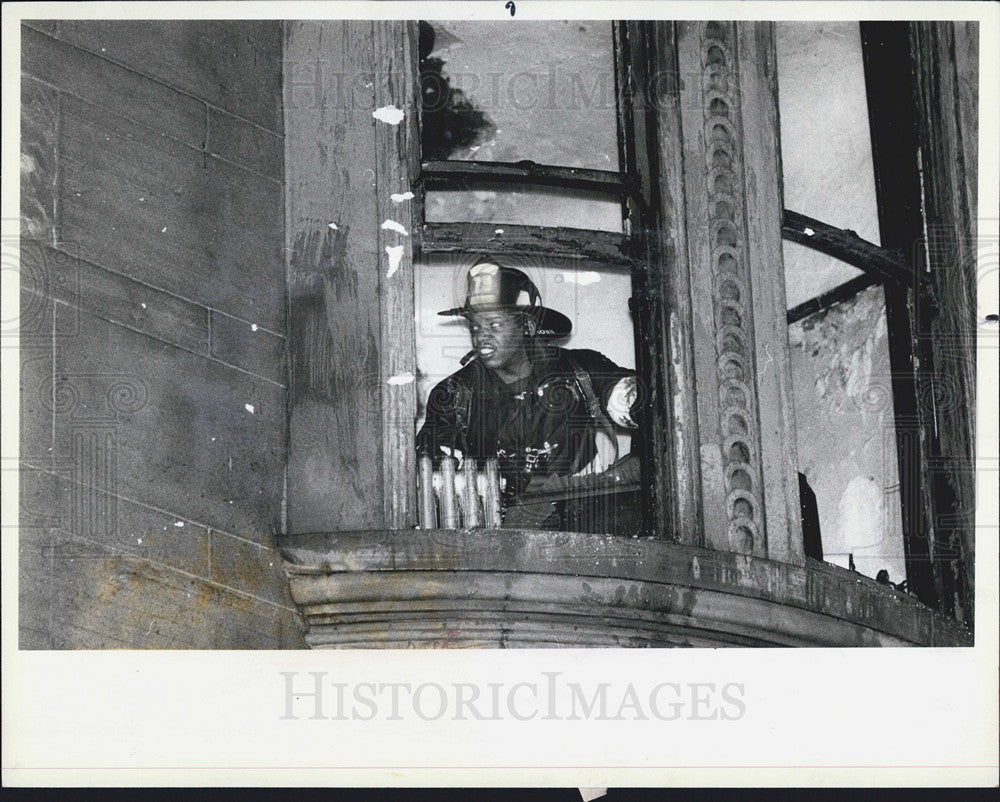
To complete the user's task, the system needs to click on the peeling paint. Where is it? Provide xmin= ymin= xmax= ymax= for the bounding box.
xmin=380 ymin=219 xmax=409 ymax=236
xmin=760 ymin=341 xmax=774 ymax=376
xmin=700 ymin=444 xmax=724 ymax=494
xmin=372 ymin=105 xmax=405 ymax=125
xmin=385 ymin=245 xmax=405 ymax=278
xmin=788 ymin=286 xmax=887 ymax=410
xmin=669 ymin=315 xmax=687 ymax=493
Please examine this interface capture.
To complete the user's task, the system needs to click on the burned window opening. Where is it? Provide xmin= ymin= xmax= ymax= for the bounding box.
xmin=276 ymin=19 xmax=977 ymax=649
xmin=412 ymin=22 xmax=651 ymax=536
xmin=767 ymin=20 xmax=977 ymax=623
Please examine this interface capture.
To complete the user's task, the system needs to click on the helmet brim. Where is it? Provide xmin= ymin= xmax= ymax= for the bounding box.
xmin=438 ymin=304 xmax=572 ymax=339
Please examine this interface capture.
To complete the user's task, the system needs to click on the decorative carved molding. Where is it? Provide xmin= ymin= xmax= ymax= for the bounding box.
xmin=699 ymin=22 xmax=764 ymax=555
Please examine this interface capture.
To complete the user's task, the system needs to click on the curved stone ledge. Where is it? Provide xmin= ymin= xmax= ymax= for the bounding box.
xmin=279 ymin=529 xmax=972 ymax=648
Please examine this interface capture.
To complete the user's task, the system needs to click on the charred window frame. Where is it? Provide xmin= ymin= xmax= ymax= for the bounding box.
xmin=406 ymin=19 xmax=973 ymax=624
xmin=777 ymin=21 xmax=970 ymax=621
xmin=413 ymin=22 xmax=664 ymax=536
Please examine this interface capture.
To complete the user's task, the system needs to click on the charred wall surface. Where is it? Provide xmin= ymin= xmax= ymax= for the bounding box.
xmin=18 ymin=20 xmax=305 ymax=648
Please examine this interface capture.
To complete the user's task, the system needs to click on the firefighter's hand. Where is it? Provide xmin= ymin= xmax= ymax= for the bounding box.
xmin=438 ymin=445 xmax=464 ymax=468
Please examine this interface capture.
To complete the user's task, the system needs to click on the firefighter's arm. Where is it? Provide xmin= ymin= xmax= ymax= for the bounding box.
xmin=605 ymin=375 xmax=639 ymax=429
xmin=572 ymin=350 xmax=640 ymax=429
xmin=416 ymin=378 xmax=467 ymax=463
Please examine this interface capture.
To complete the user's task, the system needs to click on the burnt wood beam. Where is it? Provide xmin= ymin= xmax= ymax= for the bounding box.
xmin=616 ymin=20 xmax=663 ymax=538
xmin=417 ymin=222 xmax=636 ymax=270
xmin=860 ymin=21 xmax=941 ymax=613
xmin=786 ymin=273 xmax=883 ymax=325
xmin=375 ymin=20 xmax=420 ymax=529
xmin=908 ymin=21 xmax=979 ymax=624
xmin=634 ymin=21 xmax=698 ymax=542
xmin=419 ymin=159 xmax=634 ymax=196
xmin=782 ymin=209 xmax=915 ymax=286
xmin=423 ymin=207 xmax=917 ymax=284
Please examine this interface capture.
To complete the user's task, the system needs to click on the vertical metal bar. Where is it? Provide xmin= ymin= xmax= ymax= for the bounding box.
xmin=439 ymin=457 xmax=459 ymax=529
xmin=462 ymin=459 xmax=481 ymax=527
xmin=483 ymin=458 xmax=502 ymax=528
xmin=418 ymin=455 xmax=437 ymax=529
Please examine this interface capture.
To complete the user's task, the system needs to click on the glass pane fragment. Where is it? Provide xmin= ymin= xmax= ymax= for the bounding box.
xmin=783 ymin=240 xmax=865 ymax=310
xmin=421 ymin=20 xmax=620 ymax=170
xmin=776 ymin=22 xmax=881 ymax=243
xmin=425 ymin=185 xmax=623 ymax=233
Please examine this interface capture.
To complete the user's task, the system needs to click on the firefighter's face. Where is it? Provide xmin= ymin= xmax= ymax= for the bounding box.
xmin=468 ymin=310 xmax=529 ymax=373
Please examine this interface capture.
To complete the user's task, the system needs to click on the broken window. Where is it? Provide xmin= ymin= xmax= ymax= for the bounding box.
xmin=776 ymin=22 xmax=939 ymax=600
xmin=420 ymin=20 xmax=624 ymax=233
xmin=414 ymin=20 xmax=645 ymax=533
xmin=778 ymin=22 xmax=904 ymax=583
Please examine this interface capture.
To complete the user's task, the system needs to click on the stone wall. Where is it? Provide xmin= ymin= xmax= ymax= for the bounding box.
xmin=19 ymin=21 xmax=305 ymax=648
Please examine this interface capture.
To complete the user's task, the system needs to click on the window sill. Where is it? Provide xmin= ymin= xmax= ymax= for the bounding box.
xmin=278 ymin=529 xmax=972 ymax=648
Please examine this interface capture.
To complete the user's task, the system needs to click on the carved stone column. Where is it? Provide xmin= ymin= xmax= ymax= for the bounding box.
xmin=655 ymin=22 xmax=803 ymax=563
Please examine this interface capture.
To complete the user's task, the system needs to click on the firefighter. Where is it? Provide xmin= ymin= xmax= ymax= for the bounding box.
xmin=416 ymin=258 xmax=639 ymax=527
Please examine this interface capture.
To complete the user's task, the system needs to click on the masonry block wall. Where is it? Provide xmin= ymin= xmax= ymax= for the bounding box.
xmin=19 ymin=21 xmax=305 ymax=648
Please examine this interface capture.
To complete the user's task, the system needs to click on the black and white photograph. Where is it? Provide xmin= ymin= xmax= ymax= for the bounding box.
xmin=3 ymin=0 xmax=997 ymax=788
